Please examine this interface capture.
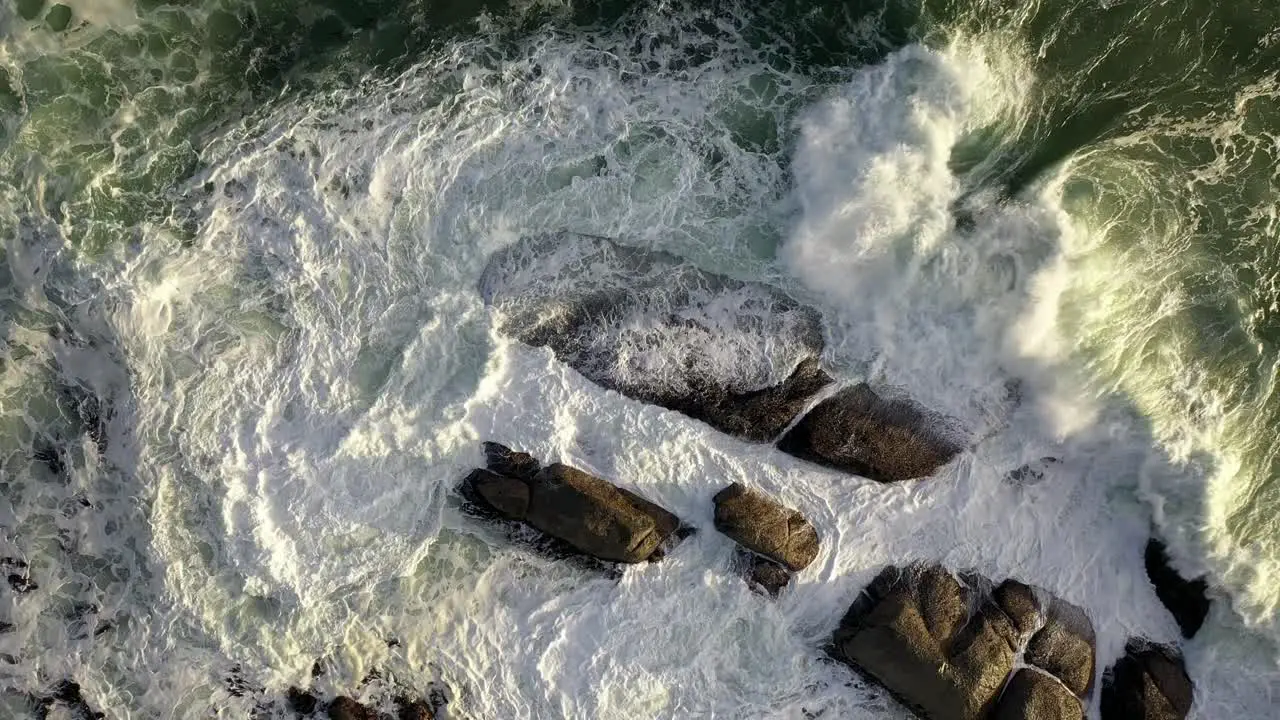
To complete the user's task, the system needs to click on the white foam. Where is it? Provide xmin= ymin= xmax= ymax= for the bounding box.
xmin=2 ymin=14 xmax=1274 ymax=720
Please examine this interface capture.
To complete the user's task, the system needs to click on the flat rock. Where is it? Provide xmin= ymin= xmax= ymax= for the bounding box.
xmin=480 ymin=232 xmax=831 ymax=442
xmin=1144 ymin=537 xmax=1210 ymax=639
xmin=993 ymin=669 xmax=1083 ymax=720
xmin=713 ymin=482 xmax=819 ymax=571
xmin=1100 ymin=640 xmax=1194 ymax=720
xmin=777 ymin=384 xmax=963 ymax=482
xmin=327 ymin=697 xmax=375 ymax=720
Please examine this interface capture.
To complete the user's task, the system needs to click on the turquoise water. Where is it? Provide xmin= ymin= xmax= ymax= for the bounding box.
xmin=3 ymin=1 xmax=1280 ymax=717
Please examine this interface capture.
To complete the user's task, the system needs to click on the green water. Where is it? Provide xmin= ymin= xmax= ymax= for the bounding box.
xmin=3 ymin=0 xmax=1280 ymax=714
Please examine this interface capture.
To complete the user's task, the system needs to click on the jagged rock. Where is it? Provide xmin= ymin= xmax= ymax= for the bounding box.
xmin=460 ymin=448 xmax=686 ymax=564
xmin=993 ymin=670 xmax=1083 ymax=720
xmin=712 ymin=482 xmax=819 ymax=571
xmin=1145 ymin=538 xmax=1210 ymax=639
xmin=777 ymin=384 xmax=962 ymax=482
xmin=742 ymin=552 xmax=792 ymax=597
xmin=286 ymin=687 xmax=318 ymax=714
xmin=483 ymin=441 xmax=540 ymax=480
xmin=395 ymin=697 xmax=435 ymax=720
xmin=1101 ymin=640 xmax=1194 ymax=720
xmin=829 ymin=564 xmax=1098 ymax=720
xmin=327 ymin=696 xmax=375 ymax=720
xmin=829 ymin=564 xmax=1018 ymax=720
xmin=480 ymin=232 xmax=832 ymax=442
xmin=1024 ymin=596 xmax=1096 ymax=696
xmin=33 ymin=681 xmax=101 ymax=720
xmin=463 ymin=468 xmax=530 ymax=520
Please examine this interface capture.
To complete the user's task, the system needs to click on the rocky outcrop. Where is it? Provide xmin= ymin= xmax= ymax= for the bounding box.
xmin=1100 ymin=639 xmax=1194 ymax=720
xmin=461 ymin=443 xmax=687 ymax=564
xmin=740 ymin=551 xmax=793 ymax=597
xmin=828 ymin=564 xmax=1095 ymax=720
xmin=33 ymin=680 xmax=102 ymax=720
xmin=277 ymin=688 xmax=438 ymax=720
xmin=480 ymin=232 xmax=831 ymax=442
xmin=778 ymin=384 xmax=963 ymax=482
xmin=713 ymin=483 xmax=819 ymax=572
xmin=1144 ymin=538 xmax=1210 ymax=639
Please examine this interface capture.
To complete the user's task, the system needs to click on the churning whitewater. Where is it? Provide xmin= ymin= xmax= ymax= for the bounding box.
xmin=3 ymin=1 xmax=1280 ymax=718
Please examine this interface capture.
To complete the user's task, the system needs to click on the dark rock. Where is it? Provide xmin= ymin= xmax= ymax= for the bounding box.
xmin=287 ymin=687 xmax=318 ymax=714
xmin=829 ymin=564 xmax=1017 ymax=720
xmin=0 ymin=621 xmax=13 ymax=633
xmin=778 ymin=384 xmax=963 ymax=482
xmin=1144 ymin=538 xmax=1211 ymax=639
xmin=713 ymin=482 xmax=819 ymax=571
xmin=462 ymin=468 xmax=530 ymax=520
xmin=396 ymin=697 xmax=435 ymax=720
xmin=8 ymin=573 xmax=37 ymax=594
xmin=1004 ymin=457 xmax=1060 ymax=486
xmin=1101 ymin=640 xmax=1194 ymax=720
xmin=480 ymin=232 xmax=831 ymax=443
xmin=522 ymin=463 xmax=680 ymax=563
xmin=483 ymin=441 xmax=540 ymax=480
xmin=327 ymin=697 xmax=376 ymax=720
xmin=993 ymin=669 xmax=1083 ymax=720
xmin=1024 ymin=597 xmax=1096 ymax=696
xmin=741 ymin=551 xmax=792 ymax=597
xmin=34 ymin=681 xmax=100 ymax=720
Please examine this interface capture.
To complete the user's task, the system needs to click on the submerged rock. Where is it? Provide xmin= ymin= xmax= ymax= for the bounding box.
xmin=1100 ymin=639 xmax=1194 ymax=720
xmin=712 ymin=482 xmax=819 ymax=572
xmin=739 ymin=551 xmax=792 ymax=597
xmin=483 ymin=441 xmax=540 ymax=480
xmin=828 ymin=563 xmax=1096 ymax=720
xmin=778 ymin=384 xmax=963 ymax=482
xmin=33 ymin=680 xmax=102 ymax=720
xmin=1144 ymin=537 xmax=1211 ymax=639
xmin=460 ymin=445 xmax=686 ymax=564
xmin=480 ymin=232 xmax=831 ymax=442
xmin=327 ymin=696 xmax=375 ymax=720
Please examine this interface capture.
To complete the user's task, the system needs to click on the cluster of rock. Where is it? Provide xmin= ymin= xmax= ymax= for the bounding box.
xmin=469 ymin=234 xmax=1214 ymax=719
xmin=278 ymin=688 xmax=437 ymax=720
xmin=826 ymin=562 xmax=1198 ymax=720
xmin=480 ymin=232 xmax=962 ymax=483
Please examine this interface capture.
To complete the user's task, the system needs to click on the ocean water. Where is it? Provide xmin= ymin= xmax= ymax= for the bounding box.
xmin=2 ymin=0 xmax=1280 ymax=717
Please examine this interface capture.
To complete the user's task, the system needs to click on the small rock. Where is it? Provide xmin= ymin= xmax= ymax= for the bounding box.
xmin=742 ymin=552 xmax=791 ymax=597
xmin=286 ymin=687 xmax=318 ymax=714
xmin=327 ymin=696 xmax=376 ymax=720
xmin=8 ymin=573 xmax=37 ymax=594
xmin=395 ymin=697 xmax=435 ymax=720
xmin=483 ymin=442 xmax=540 ymax=480
xmin=1144 ymin=538 xmax=1211 ymax=639
xmin=1101 ymin=639 xmax=1194 ymax=720
xmin=713 ymin=482 xmax=819 ymax=571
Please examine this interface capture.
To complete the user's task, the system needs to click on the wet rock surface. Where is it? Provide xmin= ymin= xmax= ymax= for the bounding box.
xmin=992 ymin=669 xmax=1083 ymax=720
xmin=480 ymin=232 xmax=831 ymax=442
xmin=1100 ymin=639 xmax=1194 ymax=720
xmin=713 ymin=482 xmax=819 ymax=572
xmin=778 ymin=384 xmax=963 ymax=483
xmin=828 ymin=563 xmax=1097 ymax=720
xmin=461 ymin=443 xmax=687 ymax=564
